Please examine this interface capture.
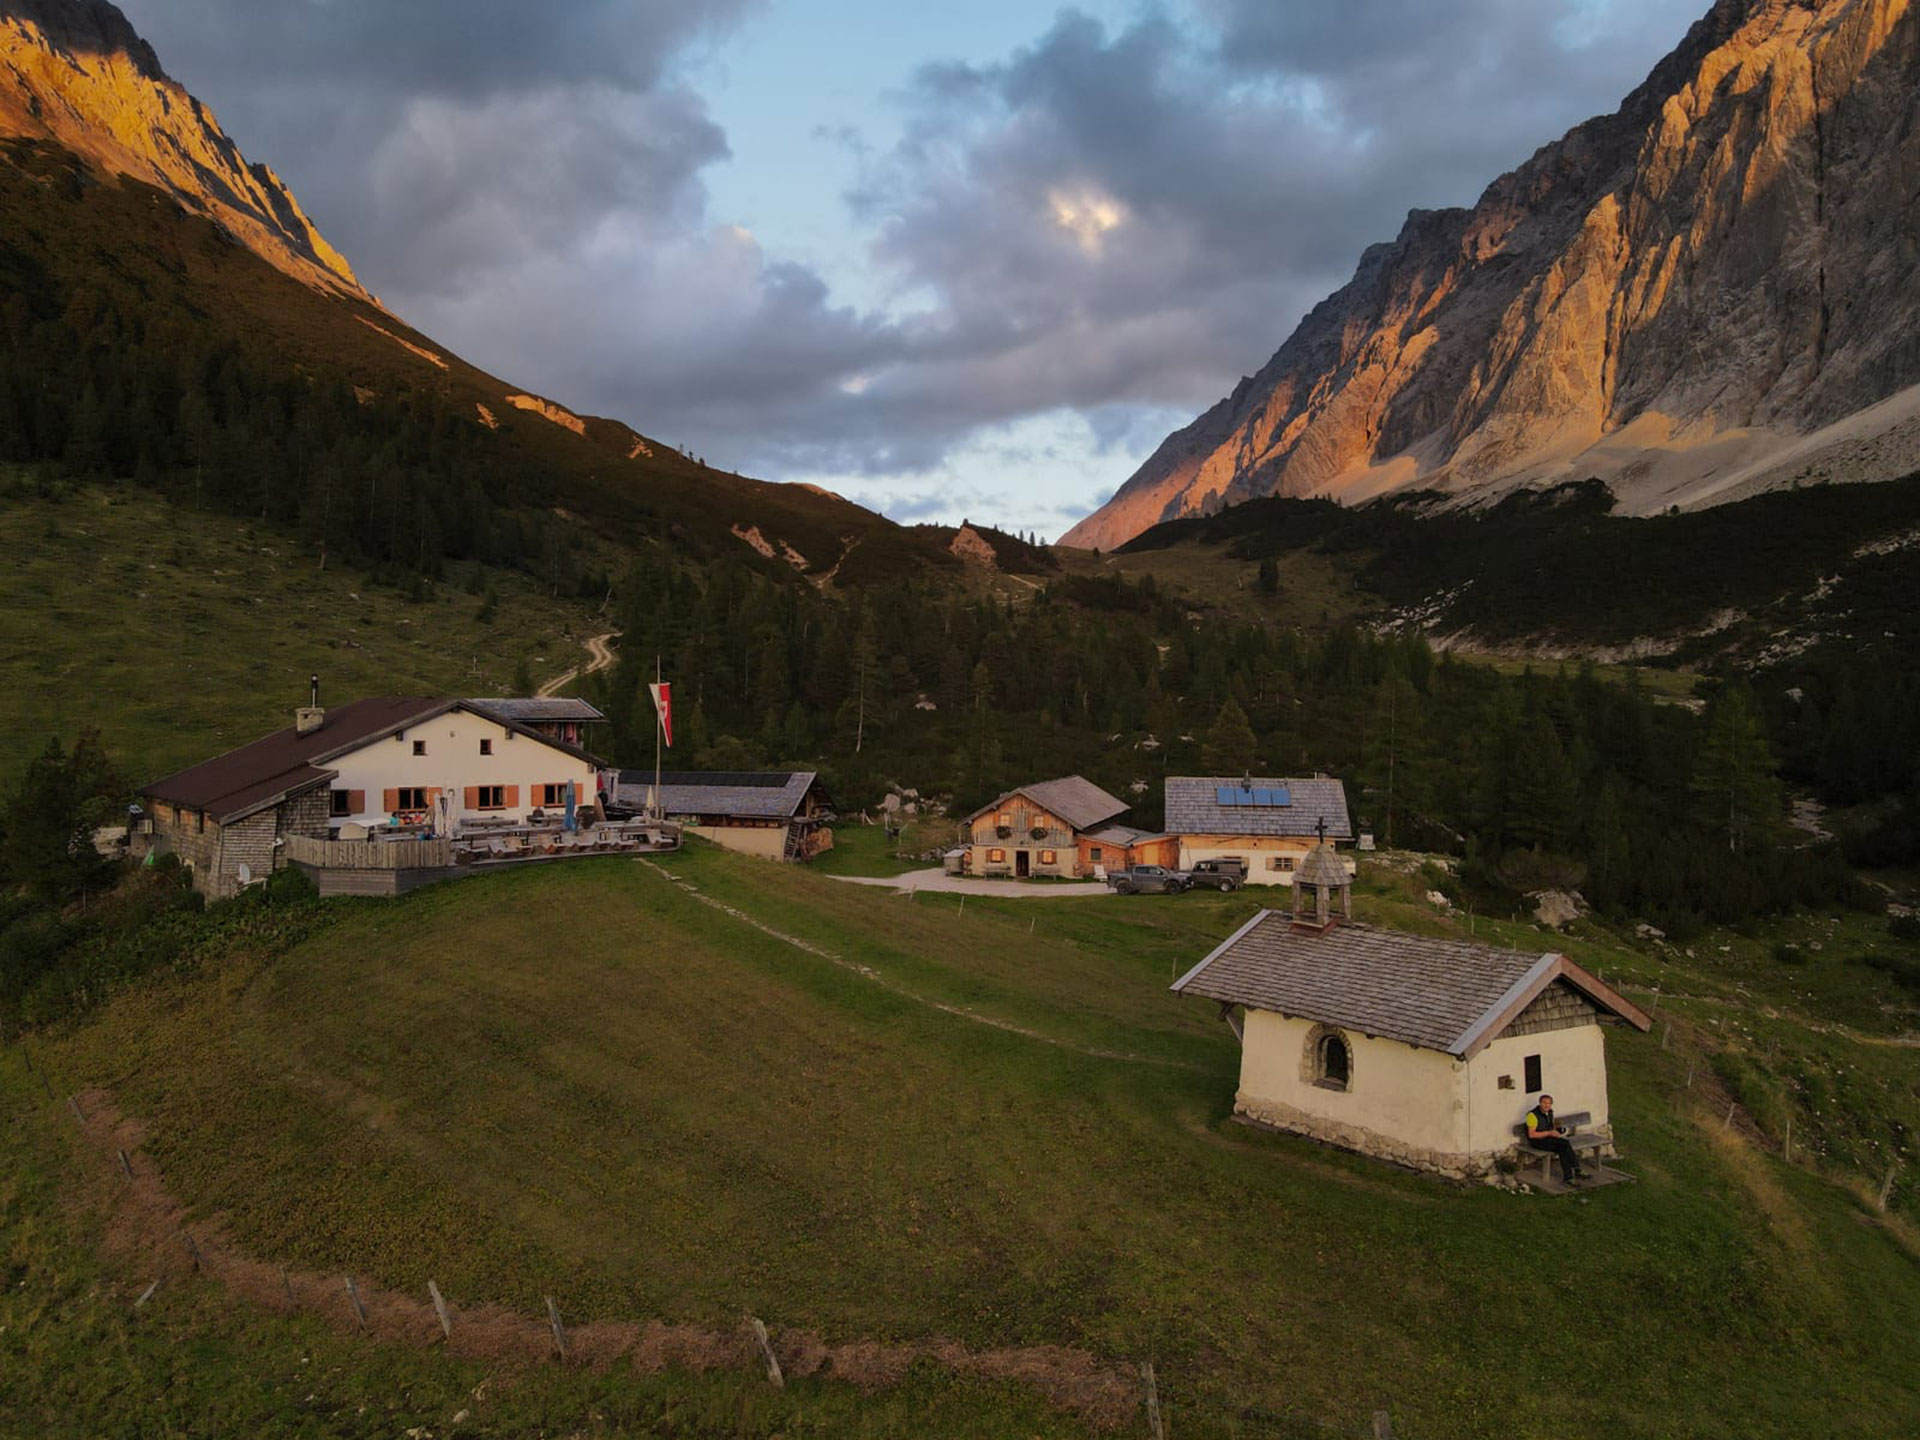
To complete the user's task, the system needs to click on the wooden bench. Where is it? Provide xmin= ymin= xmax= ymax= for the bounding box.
xmin=1511 ymin=1111 xmax=1607 ymax=1185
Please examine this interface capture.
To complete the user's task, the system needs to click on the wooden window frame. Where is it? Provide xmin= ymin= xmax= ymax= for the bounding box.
xmin=1040 ymin=849 xmax=1057 ymax=865
xmin=412 ymin=739 xmax=427 ymax=757
xmin=476 ymin=785 xmax=506 ymax=811
xmin=1524 ymin=1054 xmax=1543 ymax=1093
xmin=987 ymin=847 xmax=1006 ymax=863
xmin=480 ymin=738 xmax=493 ymax=756
xmin=329 ymin=790 xmax=352 ymax=818
xmin=395 ymin=787 xmax=428 ymax=811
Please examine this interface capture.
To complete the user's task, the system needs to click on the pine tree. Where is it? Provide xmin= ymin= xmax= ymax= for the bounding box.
xmin=1202 ymin=698 xmax=1257 ymax=774
xmin=1691 ymin=683 xmax=1781 ymax=853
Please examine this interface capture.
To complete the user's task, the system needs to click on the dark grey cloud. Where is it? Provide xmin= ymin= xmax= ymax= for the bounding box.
xmin=109 ymin=1 xmax=1707 ymax=531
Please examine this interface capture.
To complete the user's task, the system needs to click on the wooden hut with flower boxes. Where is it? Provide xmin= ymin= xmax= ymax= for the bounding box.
xmin=962 ymin=776 xmax=1175 ymax=879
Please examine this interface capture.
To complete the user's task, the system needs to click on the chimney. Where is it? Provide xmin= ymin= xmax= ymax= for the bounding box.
xmin=295 ymin=675 xmax=325 ymax=736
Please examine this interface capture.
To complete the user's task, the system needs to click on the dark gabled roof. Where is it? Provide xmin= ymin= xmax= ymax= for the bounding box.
xmin=140 ymin=697 xmax=445 ymax=823
xmin=141 ymin=698 xmax=603 ymax=824
xmin=613 ymin=770 xmax=829 ymax=820
xmin=1164 ymin=775 xmax=1353 ymax=839
xmin=1172 ymin=912 xmax=1651 ymax=1058
xmin=466 ymin=697 xmax=606 ymax=724
xmin=966 ymin=775 xmax=1129 ymax=832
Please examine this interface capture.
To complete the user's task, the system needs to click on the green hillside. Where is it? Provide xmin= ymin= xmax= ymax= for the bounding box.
xmin=1108 ymin=475 xmax=1920 ymax=670
xmin=0 ymin=477 xmax=601 ymax=780
xmin=20 ymin=846 xmax=1920 ymax=1438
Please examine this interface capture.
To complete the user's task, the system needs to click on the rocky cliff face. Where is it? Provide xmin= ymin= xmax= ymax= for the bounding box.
xmin=1065 ymin=0 xmax=1920 ymax=551
xmin=0 ymin=0 xmax=368 ymax=299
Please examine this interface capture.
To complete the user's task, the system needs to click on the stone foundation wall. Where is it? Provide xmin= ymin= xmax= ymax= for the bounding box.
xmin=1234 ymin=1091 xmax=1499 ymax=1179
xmin=1235 ymin=1091 xmax=1619 ymax=1180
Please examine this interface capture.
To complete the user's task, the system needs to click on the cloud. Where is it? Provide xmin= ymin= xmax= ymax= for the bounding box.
xmin=111 ymin=0 xmax=1706 ymax=534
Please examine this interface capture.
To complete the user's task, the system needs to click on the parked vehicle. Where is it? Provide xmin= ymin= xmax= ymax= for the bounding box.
xmin=1107 ymin=864 xmax=1187 ymax=895
xmin=1185 ymin=858 xmax=1246 ymax=892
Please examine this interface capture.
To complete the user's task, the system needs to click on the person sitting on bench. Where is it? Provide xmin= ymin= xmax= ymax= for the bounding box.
xmin=1525 ymin=1094 xmax=1589 ymax=1185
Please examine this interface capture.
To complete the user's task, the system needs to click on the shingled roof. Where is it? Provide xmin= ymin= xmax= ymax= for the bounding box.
xmin=1172 ymin=912 xmax=1650 ymax=1059
xmin=966 ymin=775 xmax=1129 ymax=832
xmin=614 ymin=770 xmax=829 ymax=821
xmin=1164 ymin=775 xmax=1352 ymax=839
xmin=141 ymin=698 xmax=601 ymax=824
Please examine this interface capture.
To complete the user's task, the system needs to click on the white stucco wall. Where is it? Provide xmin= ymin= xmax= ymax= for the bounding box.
xmin=1466 ymin=1024 xmax=1612 ymax=1154
xmin=325 ymin=709 xmax=597 ymax=829
xmin=1235 ymin=1008 xmax=1617 ymax=1175
xmin=1178 ymin=837 xmax=1357 ymax=886
xmin=1236 ymin=1009 xmax=1471 ymax=1166
xmin=690 ymin=823 xmax=789 ymax=859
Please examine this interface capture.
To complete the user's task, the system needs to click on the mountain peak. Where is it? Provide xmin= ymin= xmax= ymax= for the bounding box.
xmin=0 ymin=0 xmax=369 ymax=301
xmin=4 ymin=0 xmax=163 ymax=79
xmin=1064 ymin=0 xmax=1920 ymax=550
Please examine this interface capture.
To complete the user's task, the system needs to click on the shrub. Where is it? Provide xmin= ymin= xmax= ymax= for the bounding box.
xmin=1773 ymin=942 xmax=1806 ymax=966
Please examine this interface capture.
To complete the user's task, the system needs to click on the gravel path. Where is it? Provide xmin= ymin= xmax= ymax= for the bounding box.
xmin=828 ymin=868 xmax=1116 ymax=898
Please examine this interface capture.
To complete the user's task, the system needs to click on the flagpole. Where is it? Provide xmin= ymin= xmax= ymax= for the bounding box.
xmin=653 ymin=654 xmax=663 ymax=825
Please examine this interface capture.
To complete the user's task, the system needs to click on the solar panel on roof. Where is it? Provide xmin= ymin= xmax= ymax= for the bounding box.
xmin=1216 ymin=786 xmax=1238 ymax=806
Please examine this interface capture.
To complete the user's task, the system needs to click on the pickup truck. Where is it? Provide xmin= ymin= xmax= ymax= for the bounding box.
xmin=1106 ymin=864 xmax=1187 ymax=895
xmin=1184 ymin=858 xmax=1246 ymax=892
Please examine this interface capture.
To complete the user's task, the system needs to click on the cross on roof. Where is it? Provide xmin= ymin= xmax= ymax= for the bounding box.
xmin=1316 ymin=816 xmax=1328 ymax=843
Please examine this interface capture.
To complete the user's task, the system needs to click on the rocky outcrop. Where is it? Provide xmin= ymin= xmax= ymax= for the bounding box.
xmin=0 ymin=0 xmax=368 ymax=299
xmin=504 ymin=393 xmax=588 ymax=436
xmin=948 ymin=524 xmax=999 ymax=567
xmin=1065 ymin=0 xmax=1920 ymax=550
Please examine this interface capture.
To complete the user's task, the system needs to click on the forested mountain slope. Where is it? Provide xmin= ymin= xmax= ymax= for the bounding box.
xmin=0 ymin=0 xmax=951 ymax=589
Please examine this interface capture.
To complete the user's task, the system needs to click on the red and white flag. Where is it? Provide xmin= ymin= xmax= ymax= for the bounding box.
xmin=649 ymin=681 xmax=673 ymax=747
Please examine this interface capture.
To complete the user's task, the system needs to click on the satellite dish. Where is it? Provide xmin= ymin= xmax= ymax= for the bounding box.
xmin=237 ymin=863 xmax=252 ymax=884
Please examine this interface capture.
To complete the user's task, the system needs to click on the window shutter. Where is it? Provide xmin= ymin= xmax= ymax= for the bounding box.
xmin=460 ymin=786 xmax=476 ymax=810
xmin=383 ymin=788 xmax=399 ymax=812
xmin=348 ymin=791 xmax=365 ymax=812
xmin=504 ymin=785 xmax=519 ymax=808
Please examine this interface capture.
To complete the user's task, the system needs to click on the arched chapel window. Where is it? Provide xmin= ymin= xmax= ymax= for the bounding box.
xmin=1318 ymin=1033 xmax=1351 ymax=1091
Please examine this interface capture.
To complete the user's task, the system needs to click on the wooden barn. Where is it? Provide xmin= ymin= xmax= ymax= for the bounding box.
xmin=962 ymin=776 xmax=1171 ymax=879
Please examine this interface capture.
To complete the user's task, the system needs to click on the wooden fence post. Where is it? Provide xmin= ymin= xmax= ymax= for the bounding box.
xmin=429 ymin=1279 xmax=454 ymax=1341
xmin=134 ymin=1279 xmax=159 ymax=1310
xmin=748 ymin=1315 xmax=783 ymax=1387
xmin=1373 ymin=1410 xmax=1393 ymax=1439
xmin=345 ymin=1275 xmax=368 ymax=1329
xmin=546 ymin=1296 xmax=568 ymax=1360
xmin=66 ymin=1094 xmax=83 ymax=1125
xmin=281 ymin=1267 xmax=295 ymax=1311
xmin=1723 ymin=1101 xmax=1737 ymax=1130
xmin=179 ymin=1232 xmax=203 ymax=1271
xmin=1141 ymin=1362 xmax=1165 ymax=1440
xmin=1879 ymin=1163 xmax=1901 ymax=1213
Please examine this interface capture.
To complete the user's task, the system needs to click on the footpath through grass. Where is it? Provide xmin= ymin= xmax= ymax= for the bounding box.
xmin=24 ymin=845 xmax=1920 ymax=1438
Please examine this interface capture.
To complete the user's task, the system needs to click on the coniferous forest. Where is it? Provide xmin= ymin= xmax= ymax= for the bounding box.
xmin=2 ymin=133 xmax=1916 ymax=965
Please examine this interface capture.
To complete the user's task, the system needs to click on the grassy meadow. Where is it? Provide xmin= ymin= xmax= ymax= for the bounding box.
xmin=0 ymin=477 xmax=602 ymax=779
xmin=11 ymin=842 xmax=1918 ymax=1438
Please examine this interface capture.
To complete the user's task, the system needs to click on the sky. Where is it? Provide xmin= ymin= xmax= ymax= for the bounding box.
xmin=114 ymin=0 xmax=1708 ymax=540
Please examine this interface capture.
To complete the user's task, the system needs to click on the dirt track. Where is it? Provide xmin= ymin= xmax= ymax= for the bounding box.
xmin=536 ymin=631 xmax=618 ymax=698
xmin=60 ymin=1088 xmax=1142 ymax=1428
